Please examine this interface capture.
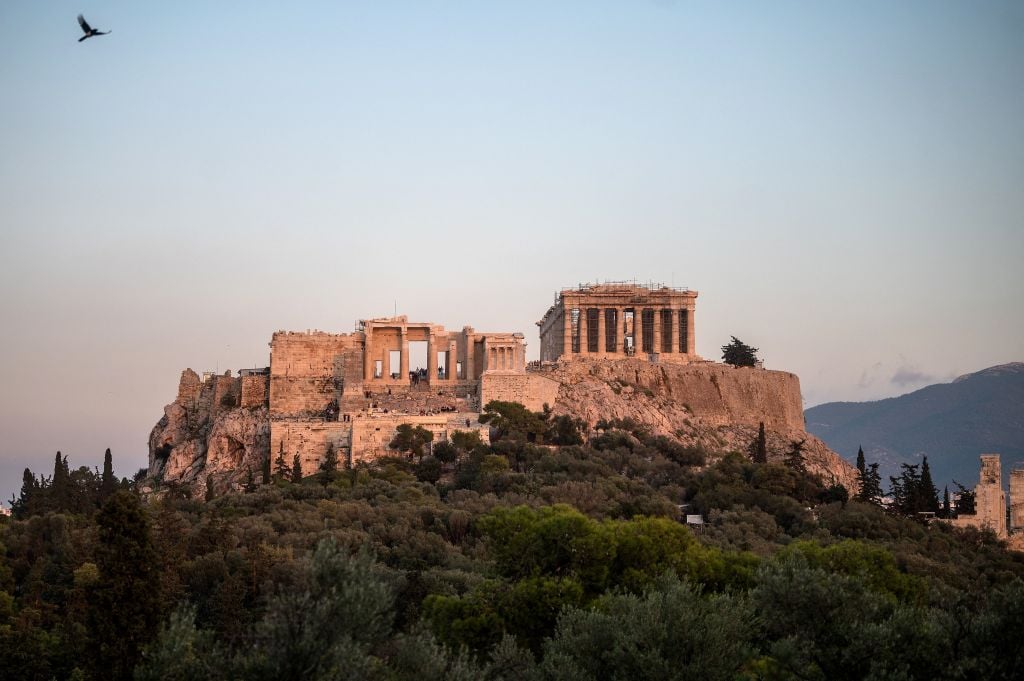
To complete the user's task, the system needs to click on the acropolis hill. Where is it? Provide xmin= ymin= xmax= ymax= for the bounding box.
xmin=147 ymin=283 xmax=858 ymax=494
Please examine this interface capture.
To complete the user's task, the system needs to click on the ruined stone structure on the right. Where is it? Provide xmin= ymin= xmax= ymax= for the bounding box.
xmin=537 ymin=283 xmax=699 ymax=363
xmin=950 ymin=454 xmax=1013 ymax=539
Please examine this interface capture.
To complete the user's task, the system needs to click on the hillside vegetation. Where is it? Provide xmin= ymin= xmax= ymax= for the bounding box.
xmin=3 ymin=402 xmax=1024 ymax=680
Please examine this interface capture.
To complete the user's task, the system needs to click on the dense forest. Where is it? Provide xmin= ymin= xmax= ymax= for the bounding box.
xmin=2 ymin=403 xmax=1023 ymax=680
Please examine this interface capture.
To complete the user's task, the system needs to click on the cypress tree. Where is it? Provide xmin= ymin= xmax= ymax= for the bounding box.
xmin=100 ymin=448 xmax=117 ymax=502
xmin=856 ymin=446 xmax=866 ymax=476
xmin=942 ymin=486 xmax=951 ymax=519
xmin=261 ymin=454 xmax=272 ymax=485
xmin=51 ymin=451 xmax=72 ymax=513
xmin=919 ymin=456 xmax=940 ymax=514
xmin=750 ymin=422 xmax=768 ymax=464
xmin=205 ymin=475 xmax=216 ymax=502
xmin=291 ymin=455 xmax=303 ymax=484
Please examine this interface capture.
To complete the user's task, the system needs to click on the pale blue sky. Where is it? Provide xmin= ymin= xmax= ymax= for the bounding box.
xmin=1 ymin=1 xmax=1022 ymax=501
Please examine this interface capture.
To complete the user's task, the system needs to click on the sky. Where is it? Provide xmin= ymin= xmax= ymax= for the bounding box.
xmin=1 ymin=1 xmax=1022 ymax=503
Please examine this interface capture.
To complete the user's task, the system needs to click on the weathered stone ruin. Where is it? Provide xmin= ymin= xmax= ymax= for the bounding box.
xmin=538 ymin=282 xmax=698 ymax=362
xmin=949 ymin=454 xmax=1024 ymax=549
xmin=148 ymin=282 xmax=858 ymax=494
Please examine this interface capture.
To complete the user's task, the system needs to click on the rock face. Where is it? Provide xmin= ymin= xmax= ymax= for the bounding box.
xmin=148 ymin=360 xmax=859 ymax=496
xmin=148 ymin=369 xmax=270 ymax=495
xmin=542 ymin=359 xmax=859 ymax=492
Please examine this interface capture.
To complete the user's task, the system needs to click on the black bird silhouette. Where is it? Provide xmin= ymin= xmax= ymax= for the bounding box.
xmin=77 ymin=14 xmax=110 ymax=42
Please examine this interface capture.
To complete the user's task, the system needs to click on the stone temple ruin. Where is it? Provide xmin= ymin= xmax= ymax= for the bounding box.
xmin=162 ymin=282 xmax=705 ymax=480
xmin=950 ymin=454 xmax=1024 ymax=549
xmin=538 ymin=282 xmax=698 ymax=362
xmin=150 ymin=281 xmax=861 ymax=495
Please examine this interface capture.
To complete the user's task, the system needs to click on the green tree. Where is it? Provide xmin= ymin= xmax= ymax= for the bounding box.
xmin=205 ymin=475 xmax=215 ymax=502
xmin=291 ymin=454 xmax=303 ymax=483
xmin=100 ymin=448 xmax=117 ymax=502
xmin=750 ymin=422 xmax=768 ymax=464
xmin=855 ymin=446 xmax=865 ymax=477
xmin=390 ymin=424 xmax=435 ymax=462
xmin=479 ymin=401 xmax=549 ymax=443
xmin=90 ymin=490 xmax=161 ymax=681
xmin=856 ymin=462 xmax=883 ymax=506
xmin=784 ymin=439 xmax=807 ymax=474
xmin=242 ymin=539 xmax=395 ymax=680
xmin=919 ymin=456 xmax=940 ymax=514
xmin=10 ymin=468 xmax=41 ymax=519
xmin=953 ymin=481 xmax=976 ymax=515
xmin=273 ymin=446 xmax=290 ymax=479
xmin=721 ymin=336 xmax=758 ymax=367
xmin=542 ymin=575 xmax=754 ymax=681
xmin=51 ymin=451 xmax=72 ymax=513
xmin=319 ymin=443 xmax=339 ymax=486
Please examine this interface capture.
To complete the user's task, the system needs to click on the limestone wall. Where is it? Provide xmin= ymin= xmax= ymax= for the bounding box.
xmin=270 ymin=331 xmax=363 ymax=417
xmin=350 ymin=413 xmax=489 ymax=463
xmin=269 ymin=420 xmax=352 ymax=477
xmin=241 ymin=375 xmax=269 ymax=408
xmin=481 ymin=373 xmax=560 ymax=412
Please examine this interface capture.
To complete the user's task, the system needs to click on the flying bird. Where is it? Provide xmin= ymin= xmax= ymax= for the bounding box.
xmin=77 ymin=14 xmax=110 ymax=42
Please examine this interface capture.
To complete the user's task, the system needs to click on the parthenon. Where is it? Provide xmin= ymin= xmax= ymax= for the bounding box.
xmin=537 ymin=282 xmax=699 ymax=363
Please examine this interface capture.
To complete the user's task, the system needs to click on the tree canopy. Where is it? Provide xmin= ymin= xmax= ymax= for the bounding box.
xmin=721 ymin=337 xmax=759 ymax=367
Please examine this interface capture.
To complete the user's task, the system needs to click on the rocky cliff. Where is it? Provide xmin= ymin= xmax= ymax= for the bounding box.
xmin=148 ymin=360 xmax=859 ymax=496
xmin=147 ymin=369 xmax=270 ymax=495
xmin=542 ymin=359 xmax=859 ymax=491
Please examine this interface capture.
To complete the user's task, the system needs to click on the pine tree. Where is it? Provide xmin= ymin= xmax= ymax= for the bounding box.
xmin=750 ymin=422 xmax=768 ymax=464
xmin=100 ymin=448 xmax=117 ymax=502
xmin=273 ymin=445 xmax=290 ymax=479
xmin=856 ymin=462 xmax=883 ymax=506
xmin=319 ymin=443 xmax=339 ymax=486
xmin=784 ymin=439 xmax=807 ymax=473
xmin=856 ymin=446 xmax=866 ymax=476
xmin=720 ymin=336 xmax=759 ymax=367
xmin=11 ymin=468 xmax=41 ymax=519
xmin=291 ymin=455 xmax=303 ymax=484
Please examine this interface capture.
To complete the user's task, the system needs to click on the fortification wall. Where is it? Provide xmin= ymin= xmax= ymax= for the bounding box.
xmin=241 ymin=375 xmax=269 ymax=408
xmin=350 ymin=413 xmax=489 ymax=462
xmin=270 ymin=331 xmax=363 ymax=417
xmin=481 ymin=373 xmax=560 ymax=412
xmin=269 ymin=420 xmax=352 ymax=477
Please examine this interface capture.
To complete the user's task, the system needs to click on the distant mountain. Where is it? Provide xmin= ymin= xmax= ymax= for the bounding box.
xmin=805 ymin=363 xmax=1024 ymax=491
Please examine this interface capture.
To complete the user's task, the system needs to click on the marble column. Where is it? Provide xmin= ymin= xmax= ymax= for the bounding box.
xmin=400 ymin=329 xmax=409 ymax=380
xmin=427 ymin=334 xmax=438 ymax=383
xmin=597 ymin=308 xmax=606 ymax=356
xmin=652 ymin=309 xmax=662 ymax=356
xmin=634 ymin=309 xmax=643 ymax=356
xmin=363 ymin=327 xmax=374 ymax=381
xmin=670 ymin=307 xmax=680 ymax=354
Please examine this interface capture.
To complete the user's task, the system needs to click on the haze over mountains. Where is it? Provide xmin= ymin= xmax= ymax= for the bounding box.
xmin=805 ymin=363 xmax=1024 ymax=491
